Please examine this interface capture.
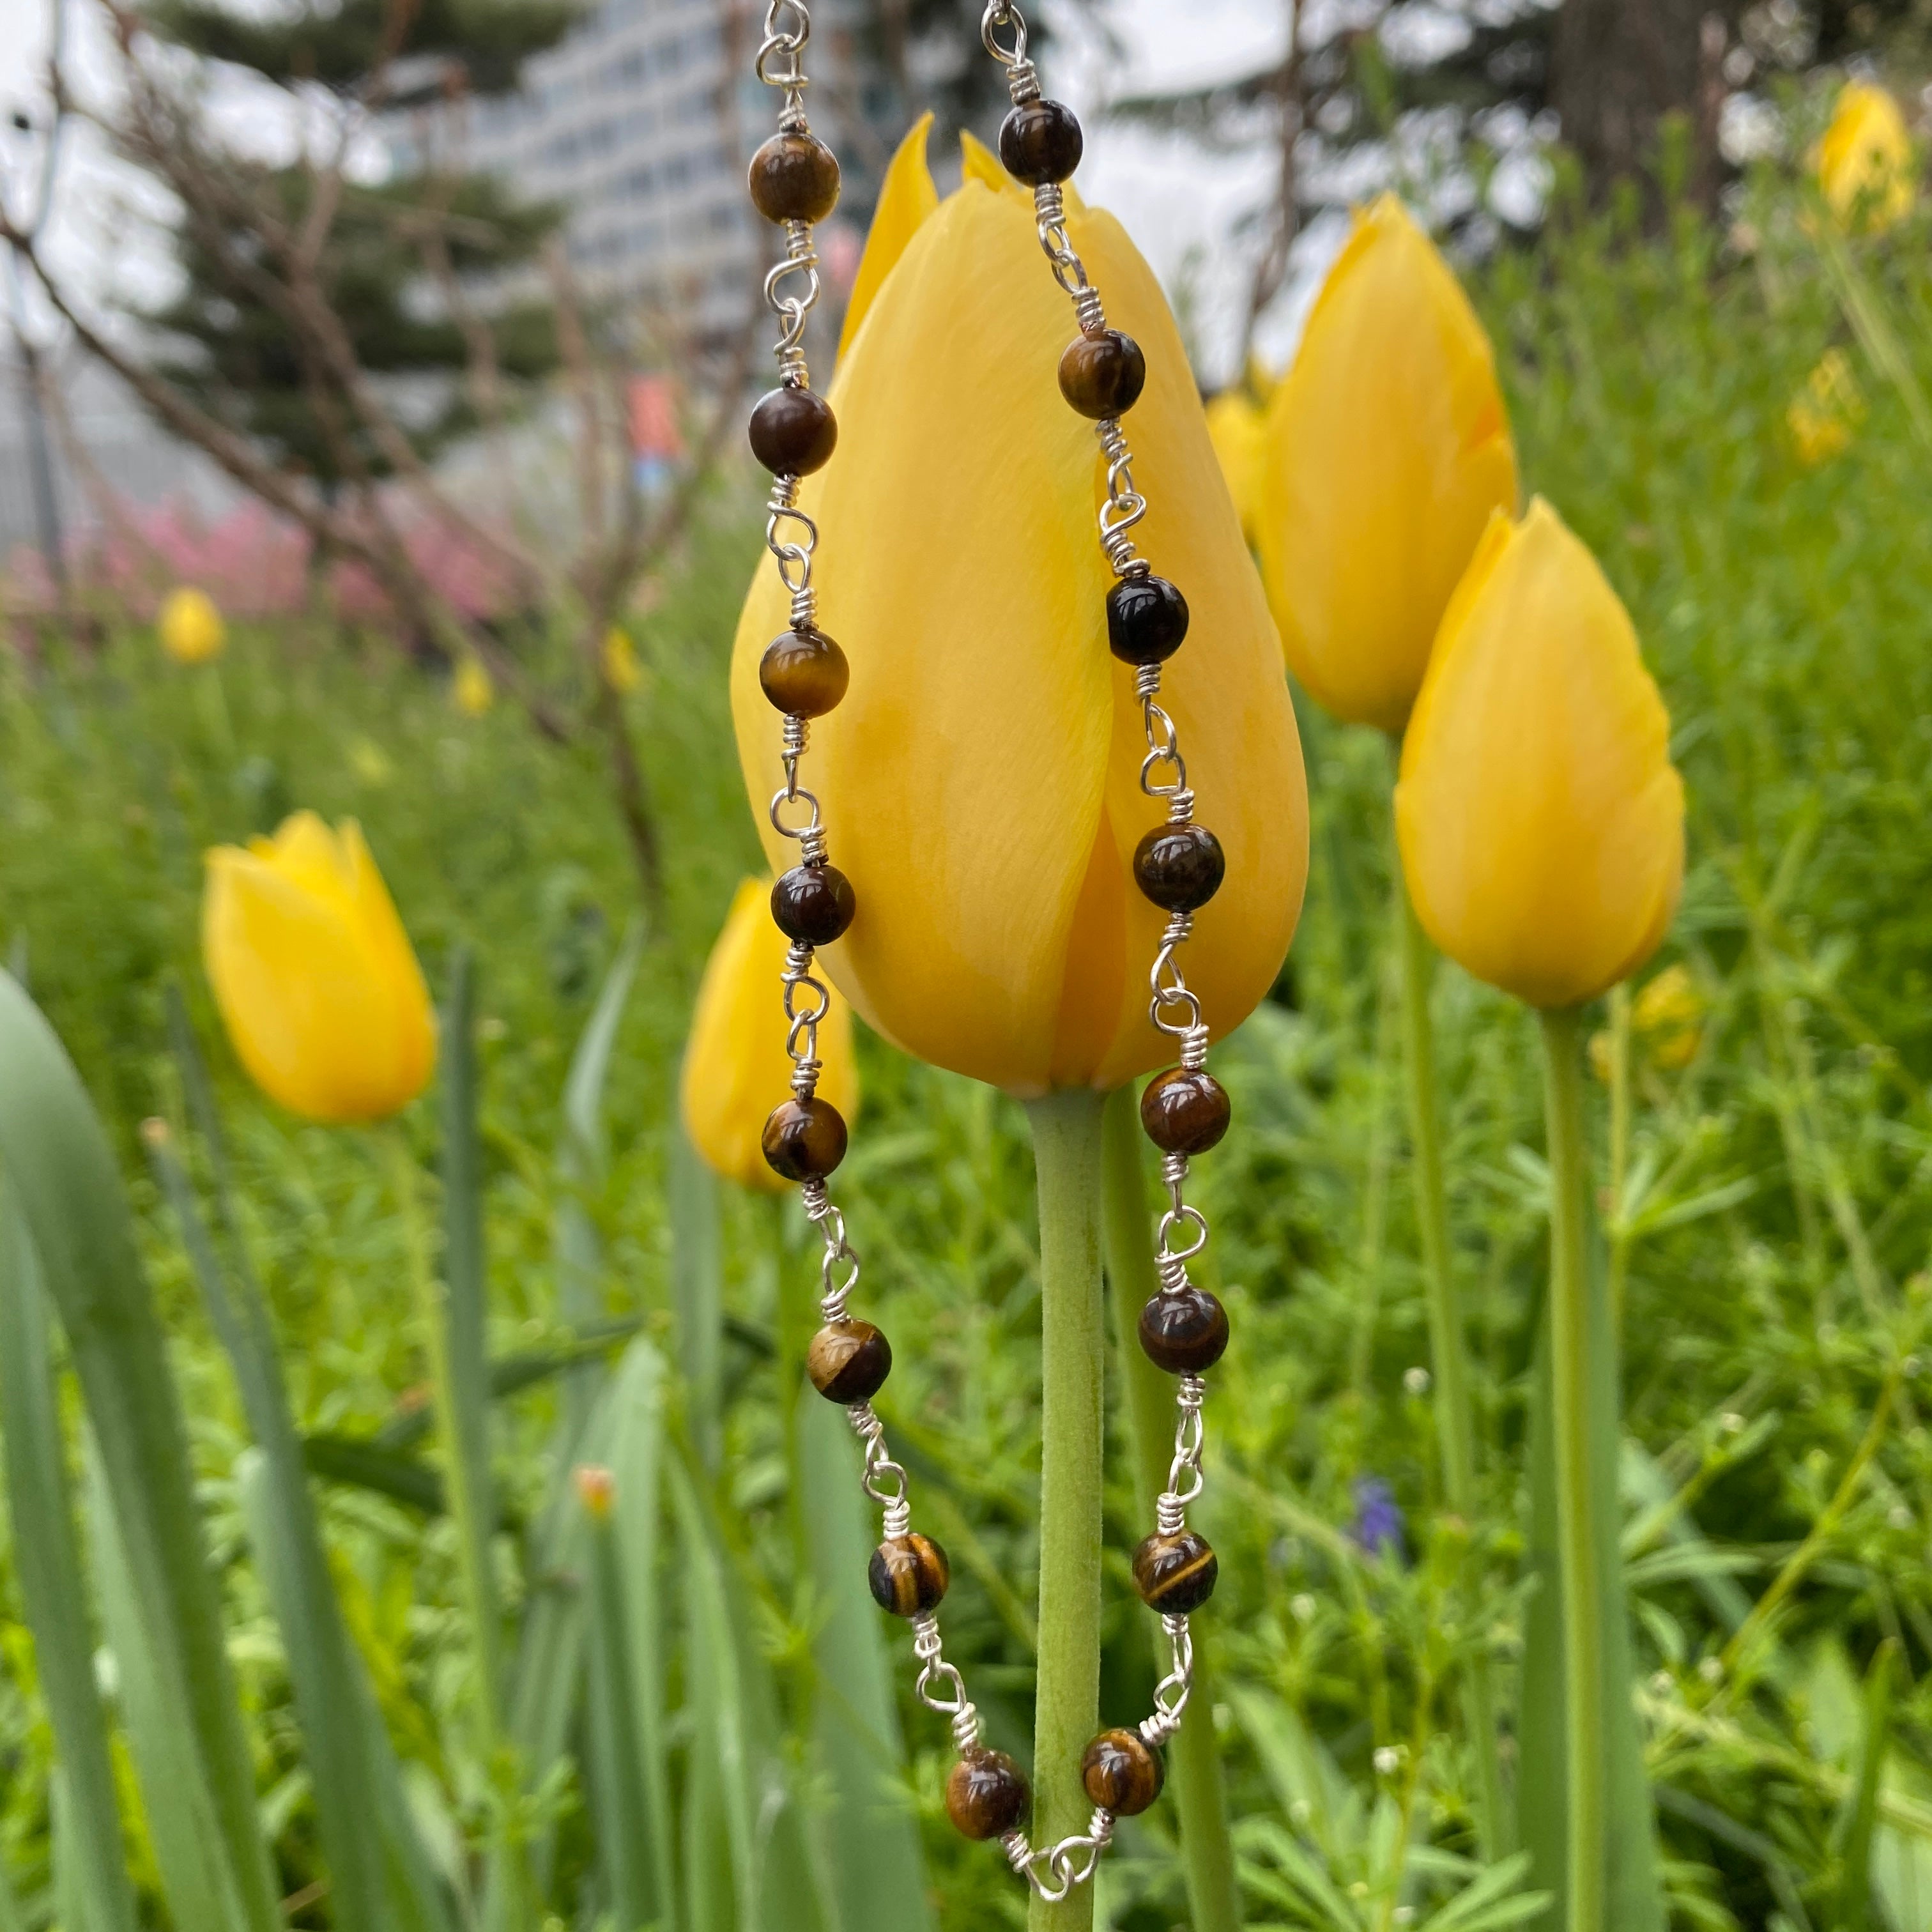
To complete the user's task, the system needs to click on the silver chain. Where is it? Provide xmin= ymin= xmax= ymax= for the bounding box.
xmin=746 ymin=6 xmax=1215 ymax=1906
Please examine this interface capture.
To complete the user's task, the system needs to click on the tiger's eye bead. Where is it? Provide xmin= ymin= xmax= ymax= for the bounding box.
xmin=1106 ymin=574 xmax=1190 ymax=665
xmin=946 ymin=1749 xmax=1030 ymax=1840
xmin=770 ymin=864 xmax=855 ymax=946
xmin=806 ymin=1320 xmax=891 ymax=1403
xmin=748 ymin=385 xmax=837 ymax=476
xmin=748 ymin=131 xmax=841 ymax=224
xmin=761 ymin=1097 xmax=847 ymax=1182
xmin=1133 ymin=822 xmax=1224 ymax=912
xmin=1140 ymin=1068 xmax=1231 ymax=1156
xmin=1081 ymin=1728 xmax=1165 ymax=1815
xmin=1059 ymin=329 xmax=1147 ymax=419
xmin=868 ymin=1533 xmax=949 ymax=1616
xmin=1132 ymin=1529 xmax=1218 ymax=1613
xmin=999 ymin=98 xmax=1084 ymax=185
xmin=758 ymin=628 xmax=849 ymax=718
xmin=1138 ymin=1287 xmax=1230 ymax=1374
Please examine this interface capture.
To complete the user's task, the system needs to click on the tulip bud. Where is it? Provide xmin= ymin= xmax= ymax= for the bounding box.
xmin=681 ymin=878 xmax=859 ymax=1192
xmin=732 ymin=125 xmax=1307 ymax=1096
xmin=159 ymin=586 xmax=226 ymax=666
xmin=1257 ymin=194 xmax=1518 ymax=733
xmin=203 ymin=812 xmax=437 ymax=1122
xmin=1395 ymin=500 xmax=1684 ymax=1010
xmin=453 ymin=658 xmax=494 ymax=717
xmin=1816 ymin=81 xmax=1916 ymax=234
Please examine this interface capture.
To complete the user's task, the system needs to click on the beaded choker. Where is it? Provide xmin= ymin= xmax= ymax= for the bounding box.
xmin=742 ymin=1 xmax=1231 ymax=1902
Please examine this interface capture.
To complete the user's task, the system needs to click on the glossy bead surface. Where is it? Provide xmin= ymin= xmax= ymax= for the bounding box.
xmin=1133 ymin=822 xmax=1224 ymax=911
xmin=1082 ymin=1728 xmax=1165 ymax=1815
xmin=868 ymin=1533 xmax=949 ymax=1616
xmin=1107 ymin=574 xmax=1190 ymax=665
xmin=1138 ymin=1287 xmax=1230 ymax=1374
xmin=770 ymin=863 xmax=855 ymax=946
xmin=946 ymin=1749 xmax=1030 ymax=1840
xmin=806 ymin=1320 xmax=891 ymax=1402
xmin=748 ymin=132 xmax=841 ymax=224
xmin=1059 ymin=329 xmax=1147 ymax=419
xmin=1132 ymin=1529 xmax=1218 ymax=1613
xmin=748 ymin=385 xmax=838 ymax=476
xmin=999 ymin=99 xmax=1083 ymax=185
xmin=758 ymin=628 xmax=849 ymax=717
xmin=760 ymin=1096 xmax=848 ymax=1182
xmin=1140 ymin=1068 xmax=1231 ymax=1156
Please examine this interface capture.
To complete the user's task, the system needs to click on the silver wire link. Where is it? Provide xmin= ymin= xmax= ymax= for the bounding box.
xmin=756 ymin=1 xmax=811 ymax=119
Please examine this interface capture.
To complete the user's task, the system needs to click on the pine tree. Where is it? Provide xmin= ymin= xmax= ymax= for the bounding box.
xmin=131 ymin=0 xmax=581 ymax=490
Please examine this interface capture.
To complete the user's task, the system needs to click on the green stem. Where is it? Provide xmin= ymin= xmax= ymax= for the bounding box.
xmin=1395 ymin=866 xmax=1508 ymax=1858
xmin=1101 ymin=1088 xmax=1242 ymax=1932
xmin=1606 ymin=982 xmax=1633 ymax=1338
xmin=1023 ymin=1088 xmax=1108 ymax=1932
xmin=1538 ymin=1009 xmax=1606 ymax=1932
xmin=381 ymin=1124 xmax=506 ymax=1758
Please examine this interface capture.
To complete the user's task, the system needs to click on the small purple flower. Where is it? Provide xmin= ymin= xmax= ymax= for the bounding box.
xmin=1352 ymin=1476 xmax=1406 ymax=1561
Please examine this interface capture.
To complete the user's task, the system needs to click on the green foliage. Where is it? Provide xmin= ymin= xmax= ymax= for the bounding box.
xmin=6 ymin=162 xmax=1932 ymax=1931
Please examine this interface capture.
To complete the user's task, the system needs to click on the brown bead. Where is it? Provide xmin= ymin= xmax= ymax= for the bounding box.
xmin=761 ymin=1097 xmax=847 ymax=1182
xmin=758 ymin=628 xmax=849 ymax=717
xmin=1107 ymin=574 xmax=1189 ymax=665
xmin=806 ymin=1320 xmax=891 ymax=1403
xmin=1081 ymin=1728 xmax=1165 ymax=1816
xmin=770 ymin=864 xmax=855 ymax=946
xmin=1140 ymin=1068 xmax=1231 ymax=1156
xmin=945 ymin=1749 xmax=1030 ymax=1840
xmin=748 ymin=132 xmax=841 ymax=224
xmin=1133 ymin=823 xmax=1224 ymax=912
xmin=1138 ymin=1287 xmax=1230 ymax=1375
xmin=999 ymin=98 xmax=1083 ymax=185
xmin=1133 ymin=1529 xmax=1218 ymax=1614
xmin=868 ymin=1533 xmax=949 ymax=1616
xmin=748 ymin=385 xmax=838 ymax=476
xmin=1059 ymin=330 xmax=1147 ymax=419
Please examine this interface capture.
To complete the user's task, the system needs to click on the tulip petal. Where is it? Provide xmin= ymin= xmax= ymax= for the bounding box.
xmin=1397 ymin=499 xmax=1684 ymax=1010
xmin=680 ymin=879 xmax=859 ymax=1190
xmin=733 ymin=180 xmax=1306 ymax=1094
xmin=839 ymin=112 xmax=940 ymax=358
xmin=960 ymin=128 xmax=1018 ymax=198
xmin=1259 ymin=192 xmax=1517 ymax=732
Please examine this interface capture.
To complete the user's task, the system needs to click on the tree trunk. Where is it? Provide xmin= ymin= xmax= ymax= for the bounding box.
xmin=1550 ymin=0 xmax=1733 ymax=204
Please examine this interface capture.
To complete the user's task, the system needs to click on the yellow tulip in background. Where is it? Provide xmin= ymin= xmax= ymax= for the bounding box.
xmin=680 ymin=877 xmax=858 ymax=1191
xmin=454 ymin=657 xmax=494 ymax=717
xmin=159 ymin=586 xmax=226 ymax=666
xmin=203 ymin=811 xmax=437 ymax=1123
xmin=1788 ymin=348 xmax=1864 ymax=464
xmin=602 ymin=627 xmax=644 ymax=693
xmin=732 ymin=118 xmax=1307 ymax=1096
xmin=1258 ymin=193 xmax=1518 ymax=733
xmin=1204 ymin=386 xmax=1268 ymax=550
xmin=1397 ymin=499 xmax=1685 ymax=1010
xmin=1816 ymin=80 xmax=1917 ymax=233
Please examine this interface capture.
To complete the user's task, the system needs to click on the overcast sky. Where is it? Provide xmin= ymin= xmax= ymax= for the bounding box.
xmin=0 ymin=0 xmax=1331 ymax=382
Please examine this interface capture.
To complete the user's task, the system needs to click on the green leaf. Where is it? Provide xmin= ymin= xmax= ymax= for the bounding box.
xmin=0 ymin=1188 xmax=139 ymax=1932
xmin=669 ymin=1123 xmax=723 ymax=1473
xmin=1837 ymin=1639 xmax=1897 ymax=1931
xmin=148 ymin=1116 xmax=441 ymax=1932
xmin=303 ymin=1432 xmax=447 ymax=1514
xmin=0 ymin=970 xmax=280 ymax=1932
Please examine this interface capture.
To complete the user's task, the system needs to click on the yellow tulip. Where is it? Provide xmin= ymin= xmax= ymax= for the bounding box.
xmin=680 ymin=878 xmax=859 ymax=1191
xmin=1257 ymin=194 xmax=1518 ymax=733
xmin=730 ymin=125 xmax=1307 ymax=1096
xmin=1816 ymin=81 xmax=1916 ymax=233
xmin=159 ymin=586 xmax=226 ymax=666
xmin=1788 ymin=348 xmax=1863 ymax=466
xmin=602 ymin=627 xmax=645 ymax=694
xmin=203 ymin=812 xmax=437 ymax=1123
xmin=1396 ymin=500 xmax=1684 ymax=1010
xmin=1588 ymin=963 xmax=1705 ymax=1082
xmin=1205 ymin=389 xmax=1267 ymax=549
xmin=453 ymin=657 xmax=494 ymax=717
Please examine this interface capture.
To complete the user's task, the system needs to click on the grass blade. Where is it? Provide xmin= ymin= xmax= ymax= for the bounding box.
xmin=1837 ymin=1639 xmax=1897 ymax=1931
xmin=0 ymin=1186 xmax=139 ymax=1932
xmin=668 ymin=1124 xmax=723 ymax=1473
xmin=0 ymin=970 xmax=279 ymax=1932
